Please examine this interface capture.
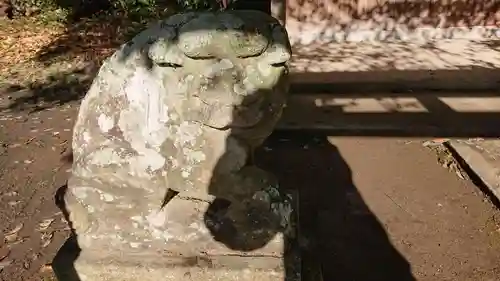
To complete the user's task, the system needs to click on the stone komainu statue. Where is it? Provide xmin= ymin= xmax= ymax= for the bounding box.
xmin=63 ymin=10 xmax=292 ymax=251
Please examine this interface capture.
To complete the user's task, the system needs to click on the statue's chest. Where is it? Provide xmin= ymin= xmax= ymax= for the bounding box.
xmin=160 ymin=128 xmax=248 ymax=193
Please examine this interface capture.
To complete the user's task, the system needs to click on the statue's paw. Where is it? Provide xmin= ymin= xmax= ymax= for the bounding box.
xmin=209 ymin=165 xmax=277 ymax=200
xmin=236 ymin=165 xmax=279 ymax=194
xmin=203 ymin=168 xmax=294 ymax=251
xmin=203 ymin=197 xmax=280 ymax=251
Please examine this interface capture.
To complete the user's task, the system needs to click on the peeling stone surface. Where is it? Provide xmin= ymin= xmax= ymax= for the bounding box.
xmin=62 ymin=10 xmax=295 ymax=264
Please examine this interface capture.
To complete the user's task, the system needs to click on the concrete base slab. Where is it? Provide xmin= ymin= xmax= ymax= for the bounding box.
xmin=53 ymin=236 xmax=300 ymax=281
xmin=52 ymin=194 xmax=301 ymax=281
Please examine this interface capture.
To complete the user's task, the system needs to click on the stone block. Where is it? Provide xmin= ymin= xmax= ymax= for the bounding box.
xmin=53 ymin=196 xmax=301 ymax=281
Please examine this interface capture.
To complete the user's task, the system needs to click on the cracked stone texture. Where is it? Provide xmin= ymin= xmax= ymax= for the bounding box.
xmin=55 ymin=10 xmax=298 ymax=281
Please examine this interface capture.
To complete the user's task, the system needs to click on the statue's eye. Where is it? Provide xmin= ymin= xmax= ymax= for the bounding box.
xmin=263 ymin=46 xmax=291 ymax=67
xmin=270 ymin=61 xmax=287 ymax=68
xmin=156 ymin=62 xmax=183 ymax=68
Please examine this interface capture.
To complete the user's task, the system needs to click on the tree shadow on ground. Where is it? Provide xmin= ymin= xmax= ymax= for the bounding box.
xmin=287 ymin=0 xmax=499 ymax=42
xmin=1 ymin=65 xmax=96 ymax=113
xmin=1 ymin=1 xmax=276 ymax=113
xmin=2 ymin=0 xmax=499 ymax=113
xmin=256 ymin=131 xmax=416 ymax=280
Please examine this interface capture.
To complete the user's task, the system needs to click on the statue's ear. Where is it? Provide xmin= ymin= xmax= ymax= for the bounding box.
xmin=147 ymin=27 xmax=185 ymax=68
xmin=260 ymin=24 xmax=292 ymax=67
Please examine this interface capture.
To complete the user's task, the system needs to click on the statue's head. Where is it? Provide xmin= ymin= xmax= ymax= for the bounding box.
xmin=147 ymin=11 xmax=292 ymax=129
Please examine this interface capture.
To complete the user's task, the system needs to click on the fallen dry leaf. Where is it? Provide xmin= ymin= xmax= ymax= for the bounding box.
xmin=41 ymin=232 xmax=54 ymax=248
xmin=2 ymin=191 xmax=18 ymax=197
xmin=40 ymin=264 xmax=53 ymax=273
xmin=25 ymin=137 xmax=36 ymax=144
xmin=8 ymin=201 xmax=21 ymax=206
xmin=0 ymin=247 xmax=9 ymax=261
xmin=4 ymin=223 xmax=23 ymax=243
xmin=8 ymin=237 xmax=27 ymax=246
xmin=0 ymin=260 xmax=13 ymax=272
xmin=30 ymin=253 xmax=40 ymax=261
xmin=422 ymin=139 xmax=450 ymax=147
xmin=37 ymin=218 xmax=55 ymax=231
xmin=5 ymin=223 xmax=23 ymax=234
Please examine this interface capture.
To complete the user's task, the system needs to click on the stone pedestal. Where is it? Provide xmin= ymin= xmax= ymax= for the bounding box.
xmin=53 ymin=195 xmax=300 ymax=281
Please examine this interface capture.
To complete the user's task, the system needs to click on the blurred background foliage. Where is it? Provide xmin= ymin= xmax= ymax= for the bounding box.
xmin=2 ymin=0 xmax=247 ymax=22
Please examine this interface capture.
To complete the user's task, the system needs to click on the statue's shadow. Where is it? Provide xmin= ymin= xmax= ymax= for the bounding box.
xmin=256 ymin=132 xmax=417 ymax=281
xmin=200 ymin=85 xmax=301 ymax=280
xmin=53 ymin=183 xmax=81 ymax=281
xmin=202 ymin=113 xmax=289 ymax=251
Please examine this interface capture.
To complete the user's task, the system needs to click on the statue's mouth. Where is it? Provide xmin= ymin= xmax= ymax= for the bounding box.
xmin=194 ymin=92 xmax=263 ymax=108
xmin=194 ymin=96 xmax=264 ymax=130
xmin=195 ymin=118 xmax=261 ymax=131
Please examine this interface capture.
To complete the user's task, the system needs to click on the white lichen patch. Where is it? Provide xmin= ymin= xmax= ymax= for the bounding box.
xmin=100 ymin=193 xmax=115 ymax=202
xmin=180 ymin=166 xmax=193 ymax=178
xmin=146 ymin=209 xmax=167 ymax=228
xmin=182 ymin=147 xmax=206 ymax=164
xmin=91 ymin=233 xmax=125 ymax=247
xmin=131 ymin=212 xmax=175 ymax=242
xmin=169 ymin=157 xmax=179 ymax=169
xmin=111 ymin=67 xmax=170 ymax=178
xmin=89 ymin=148 xmax=124 ymax=166
xmin=82 ymin=131 xmax=92 ymax=142
xmin=117 ymin=203 xmax=134 ymax=209
xmin=127 ymin=150 xmax=166 ymax=176
xmin=174 ymin=121 xmax=203 ymax=147
xmin=119 ymin=68 xmax=170 ymax=148
xmin=130 ymin=242 xmax=141 ymax=248
xmin=72 ymin=186 xmax=95 ymax=200
xmin=97 ymin=113 xmax=114 ymax=133
xmin=131 ymin=216 xmax=143 ymax=223
xmin=188 ymin=221 xmax=209 ymax=235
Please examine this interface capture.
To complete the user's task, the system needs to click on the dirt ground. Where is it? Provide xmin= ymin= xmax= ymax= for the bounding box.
xmin=257 ymin=135 xmax=500 ymax=281
xmin=2 ymin=107 xmax=500 ymax=281
xmin=2 ymin=14 xmax=500 ymax=281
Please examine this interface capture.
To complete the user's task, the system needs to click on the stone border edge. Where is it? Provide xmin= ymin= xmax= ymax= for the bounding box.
xmin=446 ymin=140 xmax=500 ymax=202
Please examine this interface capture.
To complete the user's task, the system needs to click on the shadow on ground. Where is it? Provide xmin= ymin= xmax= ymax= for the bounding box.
xmin=53 ymin=184 xmax=81 ymax=281
xmin=279 ymin=90 xmax=500 ymax=138
xmin=52 ymin=131 xmax=415 ymax=281
xmin=256 ymin=131 xmax=416 ymax=280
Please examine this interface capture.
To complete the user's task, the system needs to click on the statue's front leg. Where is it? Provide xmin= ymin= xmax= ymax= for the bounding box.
xmin=205 ymin=165 xmax=293 ymax=250
xmin=160 ymin=188 xmax=179 ymax=209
